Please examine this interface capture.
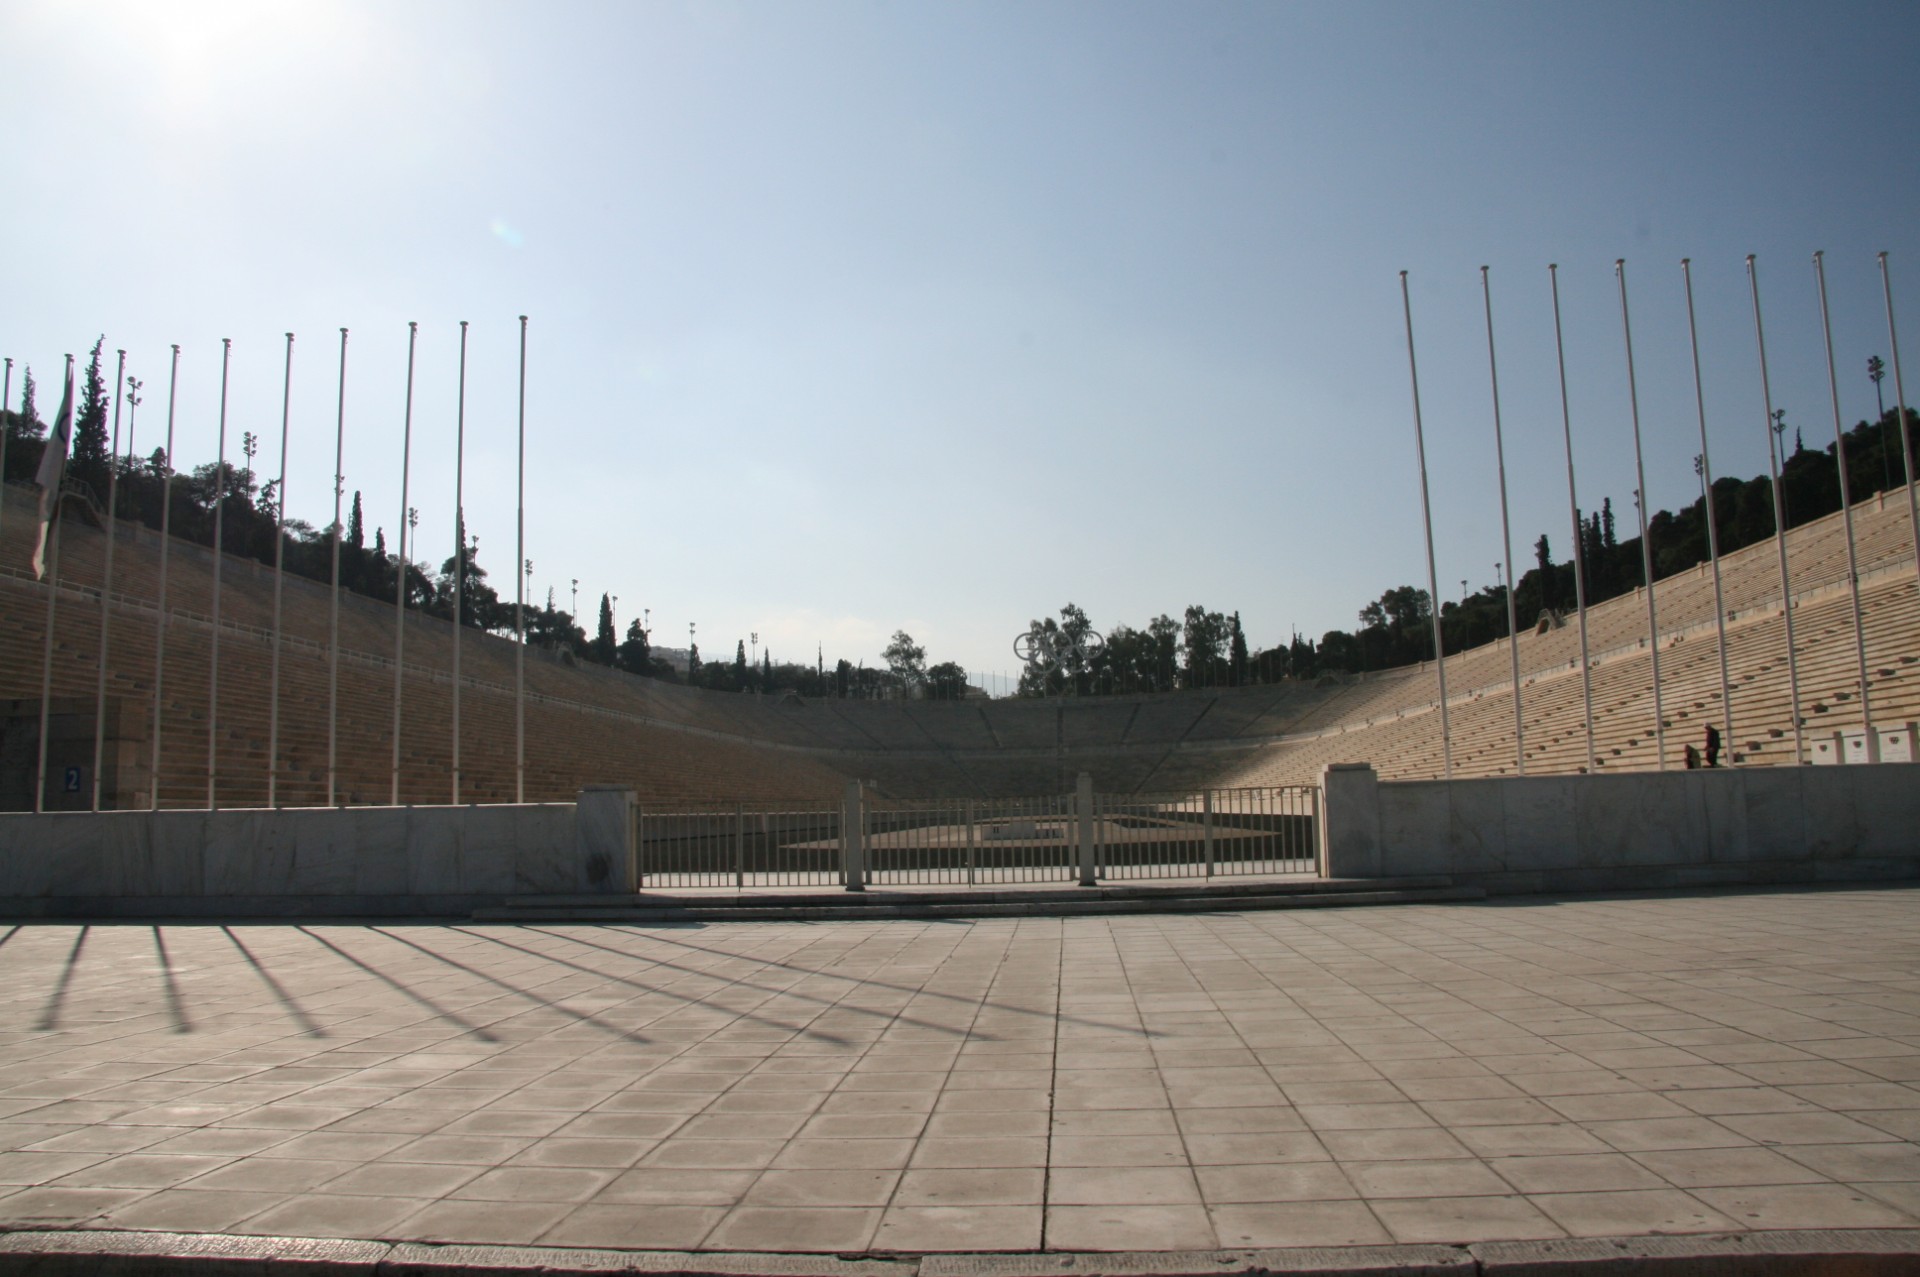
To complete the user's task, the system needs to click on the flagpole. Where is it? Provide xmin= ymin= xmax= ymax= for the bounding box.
xmin=392 ymin=322 xmax=417 ymax=807
xmin=267 ymin=333 xmax=294 ymax=807
xmin=1681 ymin=259 xmax=1735 ymax=758
xmin=34 ymin=356 xmax=75 ymax=814
xmin=515 ymin=314 xmax=528 ymax=805
xmin=1548 ymin=267 xmax=1598 ymax=774
xmin=151 ymin=346 xmax=180 ymax=809
xmin=1480 ymin=267 xmax=1524 ymax=774
xmin=1615 ymin=261 xmax=1666 ymax=770
xmin=207 ymin=338 xmax=231 ymax=810
xmin=1879 ymin=253 xmax=1920 ymax=591
xmin=1746 ymin=257 xmax=1804 ymax=765
xmin=328 ymin=328 xmax=348 ymax=806
xmin=1399 ymin=271 xmax=1452 ymax=779
xmin=1813 ymin=251 xmax=1877 ymax=761
xmin=452 ymin=320 xmax=468 ymax=806
xmin=90 ymin=349 xmax=127 ymax=811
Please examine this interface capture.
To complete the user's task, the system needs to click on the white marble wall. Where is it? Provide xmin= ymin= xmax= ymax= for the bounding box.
xmin=0 ymin=801 xmax=583 ymax=908
xmin=1321 ymin=762 xmax=1920 ymax=890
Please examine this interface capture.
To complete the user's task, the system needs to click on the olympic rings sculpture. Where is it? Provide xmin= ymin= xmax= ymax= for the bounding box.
xmin=1013 ymin=629 xmax=1105 ymax=668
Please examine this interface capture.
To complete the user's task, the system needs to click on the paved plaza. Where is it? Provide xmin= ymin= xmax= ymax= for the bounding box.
xmin=3 ymin=887 xmax=1920 ymax=1258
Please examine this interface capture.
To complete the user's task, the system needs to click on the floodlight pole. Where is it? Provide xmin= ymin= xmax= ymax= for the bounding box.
xmin=515 ymin=315 xmax=528 ymax=805
xmin=327 ymin=329 xmax=348 ymax=805
xmin=1813 ymin=252 xmax=1877 ymax=761
xmin=1681 ymin=260 xmax=1735 ymax=758
xmin=90 ymin=348 xmax=126 ymax=811
xmin=1615 ymin=262 xmax=1665 ymax=770
xmin=150 ymin=346 xmax=180 ymax=809
xmin=1480 ymin=267 xmax=1524 ymax=774
xmin=1550 ymin=266 xmax=1597 ymax=774
xmin=268 ymin=333 xmax=293 ymax=808
xmin=1878 ymin=254 xmax=1920 ymax=594
xmin=1399 ymin=271 xmax=1451 ymax=779
xmin=1746 ymin=256 xmax=1804 ymax=765
xmin=452 ymin=320 xmax=468 ymax=805
xmin=393 ymin=322 xmax=417 ymax=806
xmin=207 ymin=339 xmax=232 ymax=809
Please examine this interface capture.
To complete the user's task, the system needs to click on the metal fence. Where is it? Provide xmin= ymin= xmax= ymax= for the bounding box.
xmin=1096 ymin=786 xmax=1319 ymax=880
xmin=634 ymin=781 xmax=1318 ymax=889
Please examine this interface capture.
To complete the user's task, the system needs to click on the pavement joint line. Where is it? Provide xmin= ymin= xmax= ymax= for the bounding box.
xmin=1 ymin=1230 xmax=1920 ymax=1276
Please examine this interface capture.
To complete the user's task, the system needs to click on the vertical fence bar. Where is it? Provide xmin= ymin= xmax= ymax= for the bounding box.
xmin=734 ymin=803 xmax=745 ymax=889
xmin=1076 ymin=772 xmax=1096 ymax=886
xmin=1203 ymin=790 xmax=1215 ymax=878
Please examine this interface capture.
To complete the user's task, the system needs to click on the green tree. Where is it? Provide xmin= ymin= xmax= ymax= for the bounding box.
xmin=926 ymin=660 xmax=970 ymax=699
xmin=1228 ymin=612 xmax=1249 ymax=686
xmin=592 ymin=593 xmax=616 ymax=664
xmin=616 ymin=618 xmax=651 ymax=673
xmin=883 ymin=630 xmax=927 ymax=688
xmin=347 ymin=490 xmax=364 ymax=551
xmin=734 ymin=640 xmax=749 ymax=689
xmin=71 ymin=337 xmax=110 ymax=494
xmin=1181 ymin=605 xmax=1227 ymax=688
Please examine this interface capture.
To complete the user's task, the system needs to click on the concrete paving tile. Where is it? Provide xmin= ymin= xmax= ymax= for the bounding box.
xmin=1588 ymin=1117 xmax=1753 ymax=1152
xmin=448 ymin=1165 xmax=618 ymax=1202
xmin=553 ymin=1111 xmax=688 ymax=1140
xmin=1420 ymin=1098 xmax=1565 ymax=1127
xmin=1715 ymin=1111 xmax=1904 ymax=1145
xmin=773 ymin=1138 xmax=917 ymax=1169
xmin=1778 ymin=1141 xmax=1920 ymax=1182
xmin=0 ymin=1150 xmax=110 ymax=1184
xmin=387 ymin=1134 xmax=537 ymax=1164
xmin=745 ymin=1169 xmax=900 ymax=1207
xmin=98 ymin=1188 xmax=286 ymax=1232
xmin=909 ymin=1137 xmax=1047 ymax=1168
xmin=261 ymin=1131 xmax=415 ymax=1161
xmin=1194 ymin=1162 xmax=1358 ymax=1203
xmin=1297 ymin=1103 xmax=1435 ymax=1131
xmin=1543 ymin=1092 xmax=1692 ymax=1122
xmin=236 ymin=1192 xmax=432 ymax=1238
xmin=1048 ymin=1166 xmax=1200 ymax=1206
xmin=503 ymin=1137 xmax=654 ymax=1169
xmin=1182 ymin=1131 xmax=1330 ymax=1165
xmin=1317 ymin=1127 xmax=1474 ymax=1161
xmin=434 ymin=1109 xmax=575 ymax=1137
xmin=22 ymin=1126 xmax=181 ymax=1154
xmin=1172 ymin=1106 xmax=1303 ymax=1134
xmin=1452 ymin=1124 xmax=1611 ymax=1157
xmin=0 ymin=1185 xmax=147 ymax=1224
xmin=1049 ymin=1135 xmax=1188 ymax=1166
xmin=1044 ymin=1204 xmax=1217 ymax=1251
xmin=1691 ymin=1182 xmax=1920 ymax=1229
xmin=1528 ymin=1187 xmax=1740 ymax=1236
xmin=1667 ymin=1086 xmax=1822 ymax=1116
xmin=1487 ymin=1153 xmax=1667 ymax=1193
xmin=1342 ymin=1158 xmax=1511 ymax=1199
xmin=539 ymin=1203 xmax=725 ymax=1249
xmin=1628 ymin=1145 xmax=1828 ymax=1188
xmin=872 ymin=1204 xmax=1041 ymax=1252
xmin=1370 ymin=1193 xmax=1563 ymax=1243
xmin=47 ymin=1152 xmax=231 ymax=1189
xmin=389 ymin=1197 xmax=575 ymax=1244
xmin=320 ymin=1160 xmax=485 ymax=1197
xmin=894 ymin=1169 xmax=1044 ymax=1207
xmin=1209 ymin=1199 xmax=1389 ymax=1248
xmin=185 ymin=1156 xmax=358 ymax=1193
xmin=704 ymin=1206 xmax=882 ymax=1252
xmin=594 ymin=1167 xmax=759 ymax=1205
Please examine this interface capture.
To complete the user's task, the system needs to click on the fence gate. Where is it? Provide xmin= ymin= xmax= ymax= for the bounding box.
xmin=634 ymin=782 xmax=1317 ymax=890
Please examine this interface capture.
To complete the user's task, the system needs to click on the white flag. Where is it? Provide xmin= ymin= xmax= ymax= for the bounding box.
xmin=31 ymin=367 xmax=74 ymax=579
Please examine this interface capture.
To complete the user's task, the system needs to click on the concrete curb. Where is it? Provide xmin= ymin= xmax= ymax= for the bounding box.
xmin=1 ymin=1230 xmax=1917 ymax=1277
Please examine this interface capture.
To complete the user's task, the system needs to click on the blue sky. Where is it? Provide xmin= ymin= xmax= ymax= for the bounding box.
xmin=4 ymin=0 xmax=1916 ymax=688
